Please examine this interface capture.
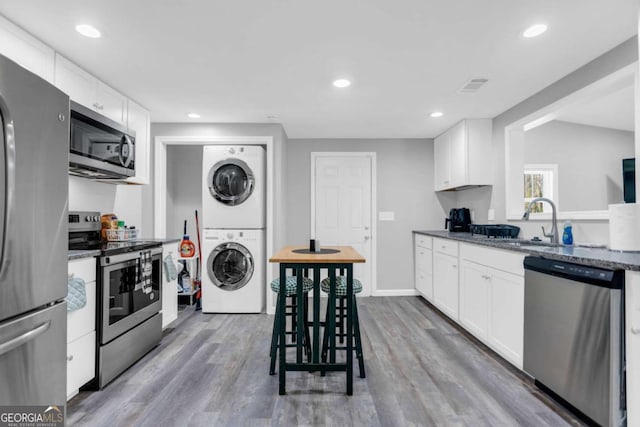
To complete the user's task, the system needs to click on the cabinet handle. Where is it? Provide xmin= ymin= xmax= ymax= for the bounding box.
xmin=482 ymin=275 xmax=491 ymax=280
xmin=67 ymin=355 xmax=74 ymax=362
xmin=632 ymin=327 xmax=640 ymax=335
xmin=452 ymin=264 xmax=457 ymax=268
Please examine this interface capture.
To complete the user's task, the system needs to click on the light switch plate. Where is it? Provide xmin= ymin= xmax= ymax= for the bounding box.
xmin=488 ymin=209 xmax=495 ymax=221
xmin=379 ymin=211 xmax=395 ymax=221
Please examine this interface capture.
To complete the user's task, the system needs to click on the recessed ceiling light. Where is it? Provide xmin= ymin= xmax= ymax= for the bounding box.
xmin=75 ymin=24 xmax=101 ymax=38
xmin=522 ymin=24 xmax=547 ymax=38
xmin=333 ymin=79 xmax=351 ymax=88
xmin=430 ymin=111 xmax=444 ymax=118
xmin=187 ymin=113 xmax=200 ymax=119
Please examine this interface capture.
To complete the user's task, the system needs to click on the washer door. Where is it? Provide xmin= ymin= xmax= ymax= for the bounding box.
xmin=207 ymin=158 xmax=255 ymax=206
xmin=207 ymin=242 xmax=254 ymax=291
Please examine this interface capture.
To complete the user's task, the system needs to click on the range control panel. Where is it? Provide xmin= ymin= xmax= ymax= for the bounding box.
xmin=68 ymin=211 xmax=101 ymax=231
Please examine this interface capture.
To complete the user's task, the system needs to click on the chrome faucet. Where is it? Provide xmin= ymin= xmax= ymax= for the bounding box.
xmin=522 ymin=197 xmax=559 ymax=244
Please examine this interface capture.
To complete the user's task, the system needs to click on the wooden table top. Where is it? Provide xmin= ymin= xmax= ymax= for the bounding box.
xmin=269 ymin=245 xmax=366 ymax=263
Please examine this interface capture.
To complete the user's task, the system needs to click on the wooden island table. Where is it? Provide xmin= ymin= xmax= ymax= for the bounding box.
xmin=269 ymin=245 xmax=366 ymax=395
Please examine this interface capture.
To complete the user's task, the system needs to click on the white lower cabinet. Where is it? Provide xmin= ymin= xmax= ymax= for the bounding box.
xmin=67 ymin=258 xmax=97 ymax=400
xmin=414 ymin=235 xmax=433 ymax=301
xmin=459 ymin=260 xmax=490 ymax=339
xmin=459 ymin=243 xmax=524 ymax=368
xmin=487 ymin=268 xmax=524 ymax=368
xmin=67 ymin=331 xmax=96 ymax=399
xmin=161 ymin=243 xmax=179 ymax=328
xmin=433 ymin=239 xmax=459 ymax=320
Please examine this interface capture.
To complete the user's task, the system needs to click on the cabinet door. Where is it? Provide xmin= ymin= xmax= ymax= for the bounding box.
xmin=126 ymin=100 xmax=151 ymax=184
xmin=54 ymin=54 xmax=96 ymax=109
xmin=96 ymin=81 xmax=126 ymax=124
xmin=67 ymin=331 xmax=96 ymax=400
xmin=433 ymin=252 xmax=459 ymax=319
xmin=449 ymin=121 xmax=467 ymax=188
xmin=415 ymin=248 xmax=433 ymax=301
xmin=487 ymin=268 xmax=524 ymax=368
xmin=433 ymin=132 xmax=451 ymax=191
xmin=161 ymin=244 xmax=179 ymax=328
xmin=459 ymin=260 xmax=489 ymax=340
xmin=0 ymin=15 xmax=55 ymax=82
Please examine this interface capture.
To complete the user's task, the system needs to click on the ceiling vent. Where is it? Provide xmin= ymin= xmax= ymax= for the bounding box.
xmin=459 ymin=78 xmax=488 ymax=93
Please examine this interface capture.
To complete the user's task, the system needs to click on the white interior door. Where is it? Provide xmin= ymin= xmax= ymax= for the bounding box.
xmin=312 ymin=153 xmax=374 ymax=296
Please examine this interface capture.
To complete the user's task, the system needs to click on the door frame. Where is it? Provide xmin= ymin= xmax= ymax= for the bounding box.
xmin=153 ymin=135 xmax=277 ymax=314
xmin=310 ymin=152 xmax=377 ymax=296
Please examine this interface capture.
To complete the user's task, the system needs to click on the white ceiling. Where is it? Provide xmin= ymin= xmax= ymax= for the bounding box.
xmin=0 ymin=0 xmax=636 ymax=138
xmin=557 ymin=84 xmax=635 ymax=132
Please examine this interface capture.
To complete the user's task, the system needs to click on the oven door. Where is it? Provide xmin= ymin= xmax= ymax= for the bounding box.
xmin=100 ymin=250 xmax=161 ymax=344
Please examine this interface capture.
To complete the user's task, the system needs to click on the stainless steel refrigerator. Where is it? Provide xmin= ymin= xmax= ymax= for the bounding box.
xmin=0 ymin=54 xmax=69 ymax=406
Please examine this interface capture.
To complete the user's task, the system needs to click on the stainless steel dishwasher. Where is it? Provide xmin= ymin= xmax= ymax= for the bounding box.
xmin=523 ymin=256 xmax=625 ymax=427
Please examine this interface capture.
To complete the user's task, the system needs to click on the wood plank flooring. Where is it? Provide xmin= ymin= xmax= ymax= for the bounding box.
xmin=67 ymin=297 xmax=583 ymax=426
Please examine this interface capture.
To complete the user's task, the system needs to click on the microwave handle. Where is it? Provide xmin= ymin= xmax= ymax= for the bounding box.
xmin=119 ymin=135 xmax=134 ymax=168
xmin=0 ymin=94 xmax=16 ymax=279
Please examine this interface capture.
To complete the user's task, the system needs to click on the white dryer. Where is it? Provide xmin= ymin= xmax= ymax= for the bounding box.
xmin=202 ymin=145 xmax=265 ymax=229
xmin=201 ymin=229 xmax=265 ymax=313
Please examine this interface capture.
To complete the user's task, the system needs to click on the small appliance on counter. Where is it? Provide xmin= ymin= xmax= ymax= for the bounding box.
xmin=445 ymin=208 xmax=472 ymax=232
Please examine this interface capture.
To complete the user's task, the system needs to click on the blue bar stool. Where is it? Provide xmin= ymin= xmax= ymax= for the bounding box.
xmin=320 ymin=276 xmax=366 ymax=378
xmin=269 ymin=275 xmax=314 ymax=375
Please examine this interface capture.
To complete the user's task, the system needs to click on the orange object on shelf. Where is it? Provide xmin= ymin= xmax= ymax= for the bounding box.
xmin=179 ymin=235 xmax=196 ymax=258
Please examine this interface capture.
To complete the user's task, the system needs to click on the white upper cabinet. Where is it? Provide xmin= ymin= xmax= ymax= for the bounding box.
xmin=434 ymin=119 xmax=493 ymax=191
xmin=54 ymin=54 xmax=127 ymax=125
xmin=0 ymin=15 xmax=55 ymax=82
xmin=126 ymin=99 xmax=151 ymax=184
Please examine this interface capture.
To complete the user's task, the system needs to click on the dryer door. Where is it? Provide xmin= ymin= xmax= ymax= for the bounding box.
xmin=206 ymin=158 xmax=255 ymax=206
xmin=207 ymin=242 xmax=254 ymax=291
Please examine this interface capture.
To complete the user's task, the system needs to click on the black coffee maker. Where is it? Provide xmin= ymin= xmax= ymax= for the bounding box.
xmin=445 ymin=208 xmax=472 ymax=232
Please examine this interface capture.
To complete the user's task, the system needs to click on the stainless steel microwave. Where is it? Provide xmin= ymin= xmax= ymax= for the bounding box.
xmin=69 ymin=100 xmax=135 ymax=179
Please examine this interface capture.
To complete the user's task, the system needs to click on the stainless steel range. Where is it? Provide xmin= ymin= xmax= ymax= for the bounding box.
xmin=69 ymin=211 xmax=163 ymax=388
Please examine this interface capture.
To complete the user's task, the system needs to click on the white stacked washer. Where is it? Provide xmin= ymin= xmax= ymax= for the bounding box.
xmin=202 ymin=145 xmax=265 ymax=229
xmin=201 ymin=229 xmax=264 ymax=313
xmin=201 ymin=145 xmax=266 ymax=313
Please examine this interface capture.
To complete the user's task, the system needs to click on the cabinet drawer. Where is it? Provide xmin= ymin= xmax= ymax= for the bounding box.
xmin=415 ymin=234 xmax=432 ymax=249
xmin=68 ymin=257 xmax=97 ymax=284
xmin=433 ymin=238 xmax=458 ymax=257
xmin=67 ymin=279 xmax=96 ymax=343
xmin=460 ymin=243 xmax=525 ymax=276
xmin=67 ymin=331 xmax=96 ymax=400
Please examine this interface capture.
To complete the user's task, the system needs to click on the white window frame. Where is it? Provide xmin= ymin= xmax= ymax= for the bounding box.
xmin=523 ymin=164 xmax=559 ymax=215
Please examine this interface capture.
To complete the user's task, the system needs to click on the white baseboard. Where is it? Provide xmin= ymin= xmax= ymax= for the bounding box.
xmin=371 ymin=289 xmax=418 ymax=297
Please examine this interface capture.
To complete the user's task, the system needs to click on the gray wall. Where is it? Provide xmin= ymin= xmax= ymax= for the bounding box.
xmin=287 ymin=138 xmax=439 ymax=291
xmin=524 ymin=120 xmax=634 ymax=211
xmin=455 ymin=36 xmax=638 ymax=244
xmin=166 ymin=145 xmax=203 ymax=240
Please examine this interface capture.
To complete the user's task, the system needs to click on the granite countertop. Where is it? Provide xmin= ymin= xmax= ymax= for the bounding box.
xmin=67 ymin=237 xmax=182 ymax=261
xmin=414 ymin=230 xmax=640 ymax=271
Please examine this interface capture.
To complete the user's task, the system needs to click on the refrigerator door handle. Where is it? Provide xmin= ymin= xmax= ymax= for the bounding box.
xmin=0 ymin=93 xmax=16 ymax=279
xmin=0 ymin=321 xmax=50 ymax=357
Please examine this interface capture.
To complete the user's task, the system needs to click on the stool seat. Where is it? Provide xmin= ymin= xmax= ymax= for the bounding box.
xmin=320 ymin=276 xmax=362 ymax=295
xmin=270 ymin=276 xmax=314 ymax=296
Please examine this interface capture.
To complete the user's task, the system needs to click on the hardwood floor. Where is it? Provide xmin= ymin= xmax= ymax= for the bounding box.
xmin=68 ymin=297 xmax=583 ymax=426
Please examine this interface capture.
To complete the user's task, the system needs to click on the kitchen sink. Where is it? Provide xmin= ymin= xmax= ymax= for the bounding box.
xmin=499 ymin=239 xmax=563 ymax=248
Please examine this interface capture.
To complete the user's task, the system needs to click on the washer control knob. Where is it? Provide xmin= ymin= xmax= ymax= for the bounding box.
xmin=227 ymin=233 xmax=234 ymax=239
xmin=228 ymin=147 xmax=235 ymax=154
